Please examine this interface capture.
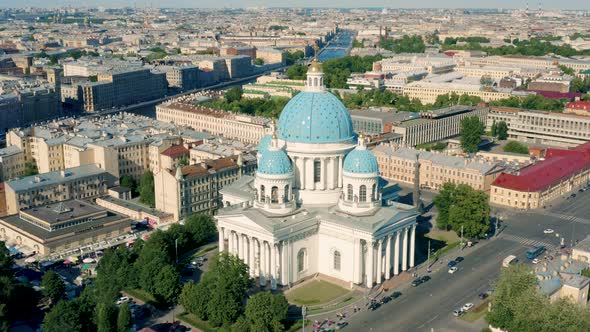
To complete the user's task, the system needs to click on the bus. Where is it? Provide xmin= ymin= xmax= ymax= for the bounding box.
xmin=526 ymin=245 xmax=546 ymax=260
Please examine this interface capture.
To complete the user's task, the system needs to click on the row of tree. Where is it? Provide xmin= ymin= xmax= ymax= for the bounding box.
xmin=379 ymin=35 xmax=426 ymax=53
xmin=180 ymin=252 xmax=290 ymax=331
xmin=433 ymin=183 xmax=491 ymax=239
xmin=120 ymin=171 xmax=156 ymax=207
xmin=490 ymin=120 xmax=508 ymax=140
xmin=41 ymin=214 xmax=217 ymax=331
xmin=487 ymin=264 xmax=590 ymax=331
xmin=203 ymin=86 xmax=290 ymax=119
xmin=441 ymin=37 xmax=590 ymax=57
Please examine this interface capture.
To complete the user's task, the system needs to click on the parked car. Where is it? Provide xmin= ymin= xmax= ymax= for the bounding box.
xmin=336 ymin=322 xmax=349 ymax=330
xmin=543 ymin=229 xmax=554 ymax=234
xmin=116 ymin=296 xmax=130 ymax=305
xmin=421 ymin=275 xmax=431 ymax=282
xmin=391 ymin=291 xmax=402 ymax=299
xmin=448 ymin=267 xmax=458 ymax=274
xmin=453 ymin=309 xmax=464 ymax=316
xmin=462 ymin=303 xmax=474 ymax=311
xmin=447 ymin=260 xmax=457 ymax=268
xmin=532 ymin=258 xmax=539 ymax=264
xmin=411 ymin=278 xmax=423 ymax=287
xmin=455 ymin=256 xmax=464 ymax=263
xmin=478 ymin=292 xmax=489 ymax=300
xmin=381 ymin=296 xmax=391 ymax=304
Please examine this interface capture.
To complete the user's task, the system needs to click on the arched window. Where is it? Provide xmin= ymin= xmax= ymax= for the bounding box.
xmin=297 ymin=249 xmax=307 ymax=272
xmin=334 ymin=250 xmax=341 ymax=271
xmin=313 ymin=77 xmax=318 ymax=86
xmin=359 ymin=185 xmax=367 ymax=202
xmin=284 ymin=184 xmax=290 ymax=202
xmin=347 ymin=184 xmax=353 ymax=201
xmin=260 ymin=185 xmax=265 ymax=203
xmin=271 ymin=186 xmax=278 ymax=203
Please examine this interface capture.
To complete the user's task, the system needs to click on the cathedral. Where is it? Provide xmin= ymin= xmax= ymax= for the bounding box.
xmin=215 ymin=58 xmax=418 ymax=289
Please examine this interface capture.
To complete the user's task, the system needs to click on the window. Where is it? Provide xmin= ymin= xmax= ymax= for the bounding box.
xmin=334 ymin=250 xmax=341 ymax=271
xmin=297 ymin=249 xmax=307 ymax=272
xmin=284 ymin=184 xmax=290 ymax=202
xmin=347 ymin=184 xmax=353 ymax=201
xmin=271 ymin=186 xmax=278 ymax=204
xmin=359 ymin=185 xmax=367 ymax=202
xmin=260 ymin=185 xmax=265 ymax=202
xmin=314 ymin=160 xmax=321 ymax=183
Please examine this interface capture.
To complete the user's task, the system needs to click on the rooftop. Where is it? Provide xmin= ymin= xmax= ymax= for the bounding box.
xmin=6 ymin=164 xmax=108 ymax=192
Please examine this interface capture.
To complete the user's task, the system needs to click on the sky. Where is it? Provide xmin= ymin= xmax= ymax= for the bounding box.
xmin=2 ymin=0 xmax=590 ymax=9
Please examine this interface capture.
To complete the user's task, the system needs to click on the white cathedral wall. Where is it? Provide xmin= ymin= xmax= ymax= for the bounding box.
xmin=317 ymin=230 xmax=355 ymax=283
xmin=289 ymin=233 xmax=320 ymax=282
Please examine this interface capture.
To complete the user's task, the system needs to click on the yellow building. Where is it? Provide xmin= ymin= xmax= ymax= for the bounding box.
xmin=403 ymin=81 xmax=513 ymax=104
xmin=0 ymin=146 xmax=25 ymax=182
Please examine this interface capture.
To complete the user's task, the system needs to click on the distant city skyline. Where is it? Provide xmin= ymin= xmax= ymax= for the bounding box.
xmin=2 ymin=0 xmax=590 ymax=9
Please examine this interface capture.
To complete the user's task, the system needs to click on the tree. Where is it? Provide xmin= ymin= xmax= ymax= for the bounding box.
xmin=480 ymin=75 xmax=494 ymax=86
xmin=138 ymin=171 xmax=155 ymax=207
xmin=120 ymin=175 xmax=137 ymax=194
xmin=42 ymin=300 xmax=83 ymax=332
xmin=117 ymin=303 xmax=132 ymax=332
xmin=460 ymin=116 xmax=484 ymax=153
xmin=23 ymin=160 xmax=38 ymax=176
xmin=432 ymin=182 xmax=456 ymax=231
xmin=496 ymin=121 xmax=508 ymax=140
xmin=491 ymin=119 xmax=497 ymax=137
xmin=185 ymin=214 xmax=217 ymax=245
xmin=0 ymin=243 xmax=11 ymax=277
xmin=42 ymin=271 xmax=66 ymax=305
xmin=503 ymin=141 xmax=529 ymax=154
xmin=180 ymin=281 xmax=210 ymax=320
xmin=244 ymin=292 xmax=289 ymax=332
xmin=433 ymin=183 xmax=490 ymax=238
xmin=254 ymin=58 xmax=264 ymax=65
xmin=97 ymin=302 xmax=117 ymax=332
xmin=225 ymin=86 xmax=243 ymax=103
xmin=153 ymin=264 xmax=181 ymax=306
xmin=285 ymin=64 xmax=307 ymax=80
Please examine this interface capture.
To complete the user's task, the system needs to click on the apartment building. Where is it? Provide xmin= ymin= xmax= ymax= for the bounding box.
xmin=486 ymin=107 xmax=590 ymax=148
xmin=156 ymin=102 xmax=272 ymax=144
xmin=154 ymin=153 xmax=257 ymax=221
xmin=4 ymin=164 xmax=116 ymax=215
xmin=490 ymin=142 xmax=590 ymax=210
xmin=402 ymin=81 xmax=514 ymax=104
xmin=376 ymin=55 xmax=456 ymax=74
xmin=160 ymin=65 xmax=201 ymax=91
xmin=373 ymin=145 xmax=504 ymax=192
xmin=0 ymin=199 xmax=132 ymax=256
xmin=466 ymin=55 xmax=590 ymax=73
xmin=391 ymin=105 xmax=489 ymax=147
xmin=0 ymin=146 xmax=24 ymax=182
xmin=456 ymin=65 xmax=517 ymax=80
xmin=564 ymin=101 xmax=590 ymax=116
xmin=349 ymin=109 xmax=419 ymax=135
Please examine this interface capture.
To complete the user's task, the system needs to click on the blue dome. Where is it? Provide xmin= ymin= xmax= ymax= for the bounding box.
xmin=257 ymin=134 xmax=272 ymax=152
xmin=257 ymin=148 xmax=293 ymax=175
xmin=343 ymin=148 xmax=379 ymax=174
xmin=277 ymin=91 xmax=354 ymax=144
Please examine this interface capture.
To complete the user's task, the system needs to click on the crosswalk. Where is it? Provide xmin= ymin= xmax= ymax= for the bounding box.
xmin=531 ymin=210 xmax=590 ymax=225
xmin=500 ymin=234 xmax=557 ymax=252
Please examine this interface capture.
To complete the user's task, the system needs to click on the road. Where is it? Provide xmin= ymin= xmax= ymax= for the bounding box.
xmin=343 ymin=189 xmax=590 ymax=332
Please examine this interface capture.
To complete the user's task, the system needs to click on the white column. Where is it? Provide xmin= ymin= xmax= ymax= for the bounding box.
xmin=306 ymin=158 xmax=314 ymax=190
xmin=394 ymin=231 xmax=400 ymax=275
xmin=228 ymin=230 xmax=234 ymax=255
xmin=271 ymin=243 xmax=277 ymax=290
xmin=385 ymin=235 xmax=391 ymax=280
xmin=297 ymin=157 xmax=305 ymax=190
xmin=238 ymin=234 xmax=244 ymax=261
xmin=352 ymin=238 xmax=361 ymax=284
xmin=410 ymin=224 xmax=416 ymax=268
xmin=249 ymin=237 xmax=256 ymax=277
xmin=402 ymin=228 xmax=409 ymax=272
xmin=320 ymin=158 xmax=326 ymax=190
xmin=328 ymin=157 xmax=335 ymax=190
xmin=376 ymin=239 xmax=383 ymax=284
xmin=219 ymin=227 xmax=225 ymax=252
xmin=260 ymin=240 xmax=266 ymax=285
xmin=281 ymin=241 xmax=288 ymax=285
xmin=366 ymin=241 xmax=374 ymax=288
xmin=338 ymin=156 xmax=343 ymax=187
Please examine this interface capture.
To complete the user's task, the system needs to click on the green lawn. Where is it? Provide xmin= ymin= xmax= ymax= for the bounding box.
xmin=286 ymin=280 xmax=350 ymax=306
xmin=124 ymin=288 xmax=157 ymax=305
xmin=460 ymin=300 xmax=489 ymax=323
xmin=178 ymin=312 xmax=218 ymax=332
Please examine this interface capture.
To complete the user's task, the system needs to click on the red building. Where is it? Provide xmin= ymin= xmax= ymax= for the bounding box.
xmin=565 ymin=101 xmax=590 ymax=116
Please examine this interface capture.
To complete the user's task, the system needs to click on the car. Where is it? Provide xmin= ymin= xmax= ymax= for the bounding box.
xmin=453 ymin=309 xmax=464 ymax=317
xmin=390 ymin=291 xmax=402 ymax=299
xmin=335 ymin=322 xmax=349 ymax=330
xmin=411 ymin=278 xmax=423 ymax=287
xmin=532 ymin=258 xmax=539 ymax=264
xmin=381 ymin=296 xmax=391 ymax=304
xmin=448 ymin=266 xmax=458 ymax=274
xmin=447 ymin=260 xmax=457 ymax=268
xmin=421 ymin=275 xmax=431 ymax=282
xmin=478 ymin=292 xmax=489 ymax=300
xmin=571 ymin=193 xmax=577 ymax=198
xmin=544 ymin=229 xmax=554 ymax=234
xmin=462 ymin=303 xmax=474 ymax=311
xmin=116 ymin=296 xmax=130 ymax=305
xmin=455 ymin=256 xmax=464 ymax=263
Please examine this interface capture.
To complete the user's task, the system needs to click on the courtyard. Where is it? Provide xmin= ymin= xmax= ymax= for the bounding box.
xmin=285 ymin=279 xmax=352 ymax=306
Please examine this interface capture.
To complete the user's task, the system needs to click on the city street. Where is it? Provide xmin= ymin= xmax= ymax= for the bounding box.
xmin=343 ymin=190 xmax=590 ymax=332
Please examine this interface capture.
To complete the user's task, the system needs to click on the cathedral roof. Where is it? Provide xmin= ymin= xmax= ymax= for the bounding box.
xmin=277 ymin=91 xmax=354 ymax=144
xmin=257 ymin=134 xmax=272 ymax=153
xmin=343 ymin=146 xmax=379 ymax=174
xmin=257 ymin=148 xmax=293 ymax=175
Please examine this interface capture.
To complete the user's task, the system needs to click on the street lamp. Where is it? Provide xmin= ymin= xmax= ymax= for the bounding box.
xmin=302 ymin=306 xmax=307 ymax=332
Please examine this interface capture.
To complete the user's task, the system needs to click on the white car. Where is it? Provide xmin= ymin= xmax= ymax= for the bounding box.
xmin=532 ymin=258 xmax=539 ymax=264
xmin=116 ymin=296 xmax=130 ymax=305
xmin=544 ymin=229 xmax=554 ymax=234
xmin=462 ymin=303 xmax=474 ymax=311
xmin=448 ymin=266 xmax=458 ymax=274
